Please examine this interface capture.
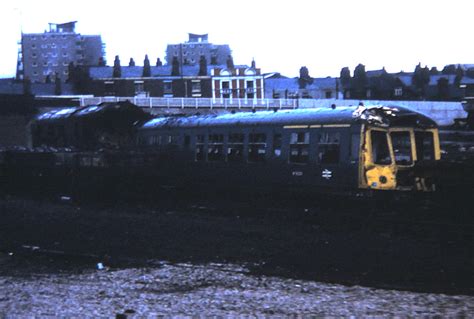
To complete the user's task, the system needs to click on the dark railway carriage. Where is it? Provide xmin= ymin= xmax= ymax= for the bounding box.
xmin=137 ymin=105 xmax=441 ymax=196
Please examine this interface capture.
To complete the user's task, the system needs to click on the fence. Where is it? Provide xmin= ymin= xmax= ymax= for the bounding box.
xmin=79 ymin=97 xmax=299 ymax=110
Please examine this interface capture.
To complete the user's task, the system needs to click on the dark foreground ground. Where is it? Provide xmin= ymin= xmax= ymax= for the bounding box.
xmin=0 ymin=194 xmax=473 ymax=316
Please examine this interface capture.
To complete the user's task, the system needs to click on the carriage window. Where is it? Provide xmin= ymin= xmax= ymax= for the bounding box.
xmin=184 ymin=135 xmax=191 ymax=148
xmin=390 ymin=131 xmax=412 ymax=165
xmin=195 ymin=134 xmax=205 ymax=161
xmin=371 ymin=130 xmax=391 ymax=165
xmin=169 ymin=135 xmax=179 ymax=145
xmin=289 ymin=132 xmax=309 ymax=163
xmin=273 ymin=133 xmax=282 ymax=157
xmin=208 ymin=134 xmax=224 ymax=161
xmin=318 ymin=132 xmax=340 ymax=164
xmin=228 ymin=133 xmax=244 ymax=162
xmin=415 ymin=131 xmax=435 ymax=161
xmin=248 ymin=133 xmax=266 ymax=162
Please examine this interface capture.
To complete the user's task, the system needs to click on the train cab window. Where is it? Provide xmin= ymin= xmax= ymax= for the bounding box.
xmin=371 ymin=130 xmax=391 ymax=165
xmin=390 ymin=131 xmax=412 ymax=165
xmin=289 ymin=132 xmax=309 ymax=163
xmin=208 ymin=134 xmax=224 ymax=161
xmin=228 ymin=133 xmax=244 ymax=162
xmin=318 ymin=132 xmax=340 ymax=164
xmin=273 ymin=133 xmax=282 ymax=157
xmin=415 ymin=131 xmax=435 ymax=161
xmin=248 ymin=133 xmax=266 ymax=162
xmin=195 ymin=134 xmax=205 ymax=161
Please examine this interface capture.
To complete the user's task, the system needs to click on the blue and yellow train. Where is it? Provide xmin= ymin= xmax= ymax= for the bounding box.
xmin=137 ymin=105 xmax=441 ymax=196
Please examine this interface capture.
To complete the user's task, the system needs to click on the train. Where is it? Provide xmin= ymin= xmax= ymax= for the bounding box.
xmin=136 ymin=104 xmax=441 ymax=197
xmin=0 ymin=103 xmax=442 ymax=200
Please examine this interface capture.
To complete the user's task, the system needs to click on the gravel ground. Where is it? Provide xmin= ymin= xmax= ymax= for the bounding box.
xmin=1 ymin=261 xmax=473 ymax=317
xmin=0 ymin=196 xmax=473 ymax=316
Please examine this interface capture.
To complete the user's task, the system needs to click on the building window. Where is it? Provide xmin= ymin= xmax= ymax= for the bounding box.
xmin=134 ymin=81 xmax=145 ymax=94
xmin=246 ymin=80 xmax=254 ymax=98
xmin=248 ymin=133 xmax=266 ymax=162
xmin=104 ymin=81 xmax=115 ymax=96
xmin=222 ymin=81 xmax=231 ymax=98
xmin=318 ymin=132 xmax=340 ymax=164
xmin=289 ymin=132 xmax=309 ymax=163
xmin=191 ymin=80 xmax=201 ymax=93
xmin=228 ymin=133 xmax=244 ymax=162
xmin=164 ymin=81 xmax=173 ymax=96
xmin=394 ymin=87 xmax=403 ymax=96
xmin=208 ymin=134 xmax=224 ymax=161
xmin=325 ymin=91 xmax=332 ymax=99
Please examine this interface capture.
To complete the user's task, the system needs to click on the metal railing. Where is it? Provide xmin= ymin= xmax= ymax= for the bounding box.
xmin=79 ymin=97 xmax=299 ymax=110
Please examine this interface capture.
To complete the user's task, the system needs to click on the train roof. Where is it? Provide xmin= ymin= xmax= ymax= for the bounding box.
xmin=140 ymin=105 xmax=438 ymax=130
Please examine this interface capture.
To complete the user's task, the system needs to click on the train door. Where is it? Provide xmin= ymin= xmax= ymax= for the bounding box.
xmin=360 ymin=127 xmax=397 ymax=190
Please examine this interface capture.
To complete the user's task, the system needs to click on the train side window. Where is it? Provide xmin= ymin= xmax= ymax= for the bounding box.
xmin=228 ymin=133 xmax=244 ymax=162
xmin=415 ymin=131 xmax=434 ymax=161
xmin=318 ymin=132 xmax=340 ymax=164
xmin=208 ymin=134 xmax=224 ymax=161
xmin=195 ymin=134 xmax=205 ymax=161
xmin=289 ymin=132 xmax=309 ymax=163
xmin=184 ymin=135 xmax=191 ymax=149
xmin=248 ymin=133 xmax=266 ymax=162
xmin=371 ymin=130 xmax=391 ymax=165
xmin=273 ymin=133 xmax=282 ymax=157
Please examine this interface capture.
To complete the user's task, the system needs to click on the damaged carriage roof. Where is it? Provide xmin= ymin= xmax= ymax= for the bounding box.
xmin=35 ymin=101 xmax=142 ymax=121
xmin=141 ymin=105 xmax=438 ymax=129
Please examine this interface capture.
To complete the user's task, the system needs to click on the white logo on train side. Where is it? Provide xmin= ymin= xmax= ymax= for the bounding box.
xmin=322 ymin=169 xmax=332 ymax=179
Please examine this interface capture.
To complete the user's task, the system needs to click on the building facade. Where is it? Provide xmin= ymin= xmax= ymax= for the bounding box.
xmin=165 ymin=33 xmax=231 ymax=66
xmin=211 ymin=66 xmax=264 ymax=100
xmin=18 ymin=21 xmax=104 ymax=83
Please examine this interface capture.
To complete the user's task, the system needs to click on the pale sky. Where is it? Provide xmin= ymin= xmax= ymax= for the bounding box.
xmin=0 ymin=0 xmax=472 ymax=78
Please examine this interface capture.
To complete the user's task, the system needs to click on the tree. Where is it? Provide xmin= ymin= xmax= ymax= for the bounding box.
xmin=412 ymin=63 xmax=430 ymax=98
xmin=429 ymin=67 xmax=440 ymax=75
xmin=143 ymin=54 xmax=151 ymax=77
xmin=226 ymin=55 xmax=234 ymax=69
xmin=198 ymin=55 xmax=207 ymax=76
xmin=455 ymin=65 xmax=464 ymax=85
xmin=129 ymin=58 xmax=135 ymax=67
xmin=171 ymin=56 xmax=180 ymax=76
xmin=353 ymin=63 xmax=368 ymax=98
xmin=298 ymin=66 xmax=313 ymax=89
xmin=442 ymin=64 xmax=457 ymax=75
xmin=437 ymin=77 xmax=450 ymax=100
xmin=23 ymin=77 xmax=32 ymax=96
xmin=54 ymin=73 xmax=62 ymax=95
xmin=156 ymin=58 xmax=163 ymax=67
xmin=113 ymin=55 xmax=121 ymax=78
xmin=340 ymin=67 xmax=351 ymax=87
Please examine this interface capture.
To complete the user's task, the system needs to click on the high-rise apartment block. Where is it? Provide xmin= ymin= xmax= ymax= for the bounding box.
xmin=18 ymin=21 xmax=104 ymax=83
xmin=165 ymin=33 xmax=231 ymax=66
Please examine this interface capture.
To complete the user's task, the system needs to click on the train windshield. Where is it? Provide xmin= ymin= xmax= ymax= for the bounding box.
xmin=371 ymin=130 xmax=391 ymax=165
xmin=415 ymin=131 xmax=435 ymax=161
xmin=390 ymin=131 xmax=413 ymax=165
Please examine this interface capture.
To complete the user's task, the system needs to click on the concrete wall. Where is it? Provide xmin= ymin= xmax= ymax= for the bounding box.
xmin=298 ymin=99 xmax=468 ymax=127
